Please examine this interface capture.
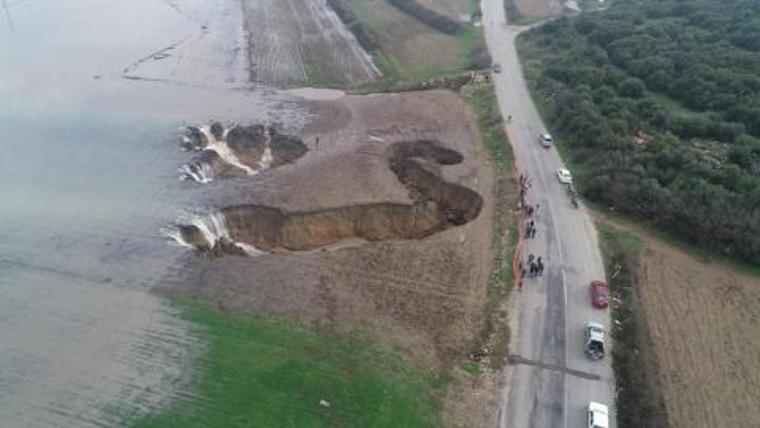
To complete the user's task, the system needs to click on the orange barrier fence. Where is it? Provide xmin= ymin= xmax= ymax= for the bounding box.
xmin=504 ymin=124 xmax=525 ymax=290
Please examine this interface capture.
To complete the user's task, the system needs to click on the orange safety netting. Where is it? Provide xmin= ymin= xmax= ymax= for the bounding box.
xmin=504 ymin=125 xmax=525 ymax=291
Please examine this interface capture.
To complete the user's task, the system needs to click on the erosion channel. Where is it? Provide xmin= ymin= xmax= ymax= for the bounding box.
xmin=177 ymin=139 xmax=483 ymax=256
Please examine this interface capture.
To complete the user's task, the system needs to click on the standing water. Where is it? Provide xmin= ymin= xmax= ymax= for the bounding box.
xmin=0 ymin=0 xmax=302 ymax=426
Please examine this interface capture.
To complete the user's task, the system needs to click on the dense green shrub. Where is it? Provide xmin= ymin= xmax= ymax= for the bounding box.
xmin=520 ymin=0 xmax=760 ymax=264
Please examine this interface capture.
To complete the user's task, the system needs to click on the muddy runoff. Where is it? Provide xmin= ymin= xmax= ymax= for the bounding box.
xmin=179 ymin=122 xmax=308 ymax=182
xmin=178 ymin=140 xmax=484 ymax=255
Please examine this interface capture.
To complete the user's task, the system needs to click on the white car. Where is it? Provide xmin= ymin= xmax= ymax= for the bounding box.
xmin=539 ymin=133 xmax=553 ymax=147
xmin=557 ymin=168 xmax=572 ymax=184
xmin=587 ymin=401 xmax=609 ymax=428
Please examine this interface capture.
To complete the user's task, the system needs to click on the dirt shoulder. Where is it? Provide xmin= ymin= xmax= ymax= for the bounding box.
xmin=596 ymin=213 xmax=760 ymax=428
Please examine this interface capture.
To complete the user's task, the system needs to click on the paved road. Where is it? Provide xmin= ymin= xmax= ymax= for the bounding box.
xmin=480 ymin=1 xmax=617 ymax=427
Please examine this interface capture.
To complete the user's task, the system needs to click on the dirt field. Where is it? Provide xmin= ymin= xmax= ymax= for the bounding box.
xmin=172 ymin=89 xmax=496 ymax=371
xmin=606 ymin=219 xmax=760 ymax=427
xmin=241 ymin=0 xmax=379 ymax=86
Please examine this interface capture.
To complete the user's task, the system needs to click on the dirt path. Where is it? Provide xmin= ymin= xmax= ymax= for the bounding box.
xmin=241 ymin=0 xmax=379 ymax=85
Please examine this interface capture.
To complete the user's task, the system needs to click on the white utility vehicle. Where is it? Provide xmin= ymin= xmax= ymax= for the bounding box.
xmin=587 ymin=401 xmax=609 ymax=428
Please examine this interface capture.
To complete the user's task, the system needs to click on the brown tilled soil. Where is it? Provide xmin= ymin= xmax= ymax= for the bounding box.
xmin=606 ymin=219 xmax=760 ymax=427
xmin=172 ymin=90 xmax=496 ymax=372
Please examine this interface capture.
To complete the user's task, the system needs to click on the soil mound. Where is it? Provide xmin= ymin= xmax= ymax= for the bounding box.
xmin=178 ymin=140 xmax=483 ymax=255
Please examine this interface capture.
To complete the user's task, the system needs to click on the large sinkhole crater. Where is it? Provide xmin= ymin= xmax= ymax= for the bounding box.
xmin=179 ymin=122 xmax=308 ymax=183
xmin=175 ymin=140 xmax=484 ymax=256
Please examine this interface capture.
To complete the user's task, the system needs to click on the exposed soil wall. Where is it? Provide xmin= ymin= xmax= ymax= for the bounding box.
xmin=168 ymin=90 xmax=495 ymax=380
xmin=180 ymin=140 xmax=483 ymax=255
xmin=180 ymin=123 xmax=308 ymax=182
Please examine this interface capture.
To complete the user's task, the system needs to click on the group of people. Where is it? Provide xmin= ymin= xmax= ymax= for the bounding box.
xmin=525 ymin=219 xmax=537 ymax=239
xmin=518 ymin=173 xmax=532 ymax=206
xmin=517 ymin=171 xmax=546 ymax=286
xmin=520 ymin=254 xmax=544 ymax=278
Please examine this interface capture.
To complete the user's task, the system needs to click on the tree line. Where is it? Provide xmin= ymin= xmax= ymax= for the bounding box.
xmin=387 ymin=0 xmax=465 ymax=34
xmin=520 ymin=0 xmax=760 ymax=264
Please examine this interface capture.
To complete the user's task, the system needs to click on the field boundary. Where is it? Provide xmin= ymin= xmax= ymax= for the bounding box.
xmin=463 ymin=83 xmax=518 ymax=371
xmin=596 ymin=221 xmax=669 ymax=428
xmin=387 ymin=0 xmax=465 ymax=34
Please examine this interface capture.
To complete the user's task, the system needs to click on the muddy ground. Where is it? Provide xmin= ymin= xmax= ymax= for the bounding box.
xmin=171 ymin=89 xmax=496 ymax=371
xmin=241 ymin=0 xmax=379 ymax=85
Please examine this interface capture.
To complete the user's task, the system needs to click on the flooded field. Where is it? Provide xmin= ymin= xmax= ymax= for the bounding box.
xmin=0 ymin=1 xmax=494 ymax=426
xmin=241 ymin=0 xmax=380 ymax=86
xmin=0 ymin=0 xmax=305 ymax=426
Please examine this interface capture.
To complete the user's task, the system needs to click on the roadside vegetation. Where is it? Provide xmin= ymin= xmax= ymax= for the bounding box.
xmin=518 ymin=0 xmax=760 ymax=265
xmin=336 ymin=0 xmax=489 ymax=84
xmin=133 ymin=301 xmax=443 ymax=428
xmin=503 ymin=0 xmax=536 ymax=25
xmin=596 ymin=222 xmax=668 ymax=428
xmin=387 ymin=0 xmax=465 ymax=34
xmin=596 ymin=213 xmax=760 ymax=427
xmin=464 ymin=84 xmax=518 ymax=371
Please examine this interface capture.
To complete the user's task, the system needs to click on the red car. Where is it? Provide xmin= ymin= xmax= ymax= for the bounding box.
xmin=590 ymin=280 xmax=609 ymax=309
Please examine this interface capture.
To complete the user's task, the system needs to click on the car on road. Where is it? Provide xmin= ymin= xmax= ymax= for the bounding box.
xmin=590 ymin=280 xmax=609 ymax=309
xmin=492 ymin=62 xmax=502 ymax=73
xmin=584 ymin=321 xmax=606 ymax=360
xmin=587 ymin=401 xmax=609 ymax=428
xmin=557 ymin=168 xmax=572 ymax=184
xmin=538 ymin=133 xmax=553 ymax=148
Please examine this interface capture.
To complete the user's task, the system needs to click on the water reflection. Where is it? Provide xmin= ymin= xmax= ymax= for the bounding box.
xmin=0 ymin=0 xmax=304 ymax=426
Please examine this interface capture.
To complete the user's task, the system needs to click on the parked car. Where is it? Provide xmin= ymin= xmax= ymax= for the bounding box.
xmin=556 ymin=168 xmax=572 ymax=184
xmin=584 ymin=321 xmax=606 ymax=360
xmin=492 ymin=62 xmax=502 ymax=73
xmin=590 ymin=280 xmax=609 ymax=309
xmin=538 ymin=133 xmax=553 ymax=148
xmin=587 ymin=401 xmax=609 ymax=428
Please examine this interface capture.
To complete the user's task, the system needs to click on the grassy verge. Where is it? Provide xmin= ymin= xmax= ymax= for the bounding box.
xmin=503 ymin=0 xmax=540 ymax=25
xmin=463 ymin=84 xmax=518 ymax=370
xmin=346 ymin=0 xmax=489 ymax=87
xmin=133 ymin=301 xmax=443 ymax=428
xmin=596 ymin=222 xmax=668 ymax=428
xmin=594 ymin=206 xmax=760 ymax=278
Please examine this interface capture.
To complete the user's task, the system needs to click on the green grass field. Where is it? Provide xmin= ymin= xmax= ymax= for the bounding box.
xmin=348 ymin=0 xmax=487 ymax=83
xmin=133 ymin=302 xmax=442 ymax=428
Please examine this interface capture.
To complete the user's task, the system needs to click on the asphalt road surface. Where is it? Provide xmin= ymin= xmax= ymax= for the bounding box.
xmin=480 ymin=1 xmax=617 ymax=427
